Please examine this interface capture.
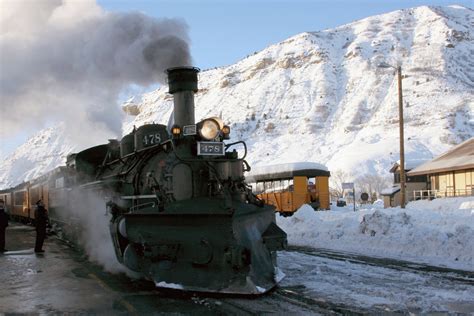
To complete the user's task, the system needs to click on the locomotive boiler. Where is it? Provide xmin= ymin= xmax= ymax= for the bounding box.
xmin=73 ymin=67 xmax=287 ymax=294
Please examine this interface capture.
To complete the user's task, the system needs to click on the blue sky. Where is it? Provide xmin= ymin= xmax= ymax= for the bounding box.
xmin=2 ymin=0 xmax=473 ymax=158
xmin=97 ymin=0 xmax=473 ymax=69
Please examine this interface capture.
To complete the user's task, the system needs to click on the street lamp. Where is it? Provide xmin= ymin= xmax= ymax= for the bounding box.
xmin=378 ymin=62 xmax=406 ymax=208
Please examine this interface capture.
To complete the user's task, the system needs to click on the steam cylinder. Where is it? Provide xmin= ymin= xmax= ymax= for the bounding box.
xmin=166 ymin=67 xmax=200 ymax=127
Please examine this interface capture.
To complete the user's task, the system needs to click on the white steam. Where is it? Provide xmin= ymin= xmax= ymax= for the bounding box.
xmin=0 ymin=0 xmax=191 ymax=148
xmin=57 ymin=189 xmax=133 ymax=275
xmin=78 ymin=191 xmax=123 ymax=273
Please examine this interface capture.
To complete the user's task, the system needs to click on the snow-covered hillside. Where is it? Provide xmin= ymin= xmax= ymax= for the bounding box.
xmin=1 ymin=5 xmax=473 ymax=189
xmin=0 ymin=124 xmax=76 ymax=187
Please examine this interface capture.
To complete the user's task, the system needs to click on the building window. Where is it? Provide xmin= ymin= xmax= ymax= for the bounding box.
xmin=30 ymin=187 xmax=40 ymax=205
xmin=407 ymin=175 xmax=427 ymax=183
xmin=431 ymin=175 xmax=439 ymax=190
xmin=14 ymin=191 xmax=26 ymax=206
xmin=55 ymin=177 xmax=64 ymax=188
xmin=394 ymin=173 xmax=400 ymax=184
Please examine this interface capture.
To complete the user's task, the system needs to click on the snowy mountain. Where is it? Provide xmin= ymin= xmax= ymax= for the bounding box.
xmin=0 ymin=123 xmax=76 ymax=187
xmin=1 ymin=5 xmax=473 ymax=189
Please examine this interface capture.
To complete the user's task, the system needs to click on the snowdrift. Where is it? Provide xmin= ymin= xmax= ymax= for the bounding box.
xmin=277 ymin=196 xmax=474 ymax=271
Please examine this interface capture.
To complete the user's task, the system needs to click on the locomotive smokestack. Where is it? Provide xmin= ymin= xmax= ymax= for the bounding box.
xmin=167 ymin=67 xmax=200 ymax=127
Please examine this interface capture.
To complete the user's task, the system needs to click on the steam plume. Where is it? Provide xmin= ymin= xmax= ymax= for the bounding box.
xmin=0 ymin=0 xmax=191 ymax=147
xmin=54 ymin=188 xmax=135 ymax=275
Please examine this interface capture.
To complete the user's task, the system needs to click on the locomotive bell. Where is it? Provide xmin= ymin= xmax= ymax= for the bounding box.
xmin=166 ymin=67 xmax=200 ymax=127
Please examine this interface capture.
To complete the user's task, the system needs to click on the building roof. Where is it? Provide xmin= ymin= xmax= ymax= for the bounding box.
xmin=407 ymin=138 xmax=474 ymax=176
xmin=389 ymin=158 xmax=430 ymax=173
xmin=245 ymin=162 xmax=330 ymax=182
xmin=381 ymin=184 xmax=400 ymax=196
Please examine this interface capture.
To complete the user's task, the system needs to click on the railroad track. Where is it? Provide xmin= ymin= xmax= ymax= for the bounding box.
xmin=288 ymin=246 xmax=474 ymax=285
xmin=203 ymin=287 xmax=366 ymax=315
xmin=49 ymin=232 xmax=473 ymax=314
xmin=273 ymin=287 xmax=368 ymax=315
xmin=52 ymin=231 xmax=341 ymax=314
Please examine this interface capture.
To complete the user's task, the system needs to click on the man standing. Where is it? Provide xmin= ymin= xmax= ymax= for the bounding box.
xmin=0 ymin=199 xmax=8 ymax=252
xmin=34 ymin=200 xmax=48 ymax=253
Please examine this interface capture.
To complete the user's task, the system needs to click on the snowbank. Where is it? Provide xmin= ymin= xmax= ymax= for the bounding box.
xmin=276 ymin=196 xmax=474 ymax=271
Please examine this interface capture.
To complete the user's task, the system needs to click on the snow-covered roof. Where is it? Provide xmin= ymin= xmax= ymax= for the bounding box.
xmin=408 ymin=138 xmax=474 ymax=176
xmin=389 ymin=159 xmax=431 ymax=173
xmin=405 ymin=159 xmax=431 ymax=170
xmin=381 ymin=184 xmax=400 ymax=196
xmin=246 ymin=162 xmax=329 ymax=182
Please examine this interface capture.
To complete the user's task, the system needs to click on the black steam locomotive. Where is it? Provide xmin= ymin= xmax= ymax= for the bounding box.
xmin=1 ymin=67 xmax=287 ymax=294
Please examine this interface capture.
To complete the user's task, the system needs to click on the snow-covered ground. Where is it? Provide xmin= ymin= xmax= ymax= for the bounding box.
xmin=279 ymin=250 xmax=474 ymax=313
xmin=277 ymin=196 xmax=474 ymax=271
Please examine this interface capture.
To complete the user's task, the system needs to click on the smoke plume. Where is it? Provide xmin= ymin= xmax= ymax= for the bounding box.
xmin=0 ymin=0 xmax=191 ymax=147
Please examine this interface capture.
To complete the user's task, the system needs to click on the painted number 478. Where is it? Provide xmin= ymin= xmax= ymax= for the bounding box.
xmin=143 ymin=134 xmax=161 ymax=146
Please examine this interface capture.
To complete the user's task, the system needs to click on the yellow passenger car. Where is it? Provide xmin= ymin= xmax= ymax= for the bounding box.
xmin=246 ymin=162 xmax=330 ymax=216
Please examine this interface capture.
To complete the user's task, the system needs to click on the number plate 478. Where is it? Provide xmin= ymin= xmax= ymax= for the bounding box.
xmin=197 ymin=142 xmax=225 ymax=156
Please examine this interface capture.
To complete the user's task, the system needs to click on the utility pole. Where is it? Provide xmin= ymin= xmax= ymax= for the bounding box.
xmin=397 ymin=66 xmax=406 ymax=208
xmin=378 ymin=62 xmax=406 ymax=208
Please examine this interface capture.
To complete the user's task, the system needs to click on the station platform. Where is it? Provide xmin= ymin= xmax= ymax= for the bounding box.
xmin=0 ymin=223 xmax=130 ymax=314
xmin=0 ymin=223 xmax=213 ymax=315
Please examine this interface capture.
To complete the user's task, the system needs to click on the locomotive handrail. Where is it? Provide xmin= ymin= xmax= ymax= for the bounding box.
xmin=102 ymin=142 xmax=164 ymax=166
xmin=224 ymin=140 xmax=248 ymax=160
xmin=79 ymin=179 xmax=123 ymax=189
xmin=129 ymin=202 xmax=156 ymax=212
xmin=99 ymin=144 xmax=163 ymax=180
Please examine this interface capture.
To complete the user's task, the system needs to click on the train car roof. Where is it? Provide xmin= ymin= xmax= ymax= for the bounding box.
xmin=0 ymin=181 xmax=30 ymax=192
xmin=245 ymin=162 xmax=330 ymax=182
xmin=0 ymin=166 xmax=71 ymax=191
xmin=29 ymin=166 xmax=70 ymax=185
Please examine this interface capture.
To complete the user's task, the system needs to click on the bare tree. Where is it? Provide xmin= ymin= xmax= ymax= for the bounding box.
xmin=329 ymin=169 xmax=352 ymax=200
xmin=356 ymin=173 xmax=391 ymax=201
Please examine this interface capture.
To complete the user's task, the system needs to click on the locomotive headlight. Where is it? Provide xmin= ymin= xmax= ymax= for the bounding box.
xmin=171 ymin=125 xmax=181 ymax=135
xmin=199 ymin=118 xmax=221 ymax=140
xmin=222 ymin=125 xmax=230 ymax=139
xmin=171 ymin=125 xmax=181 ymax=139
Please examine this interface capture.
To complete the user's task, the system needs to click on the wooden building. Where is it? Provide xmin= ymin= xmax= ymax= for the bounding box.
xmin=381 ymin=160 xmax=429 ymax=208
xmin=407 ymin=138 xmax=474 ymax=200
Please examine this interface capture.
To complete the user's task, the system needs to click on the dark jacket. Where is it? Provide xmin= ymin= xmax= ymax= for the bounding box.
xmin=0 ymin=208 xmax=8 ymax=229
xmin=34 ymin=205 xmax=48 ymax=229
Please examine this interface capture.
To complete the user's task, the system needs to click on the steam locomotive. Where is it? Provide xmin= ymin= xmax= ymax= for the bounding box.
xmin=1 ymin=67 xmax=287 ymax=294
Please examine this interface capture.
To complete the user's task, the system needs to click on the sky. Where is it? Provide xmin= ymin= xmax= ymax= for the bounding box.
xmin=97 ymin=0 xmax=474 ymax=69
xmin=1 ymin=0 xmax=473 ymax=159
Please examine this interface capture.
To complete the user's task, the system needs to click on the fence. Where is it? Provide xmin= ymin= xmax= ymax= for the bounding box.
xmin=412 ymin=188 xmax=474 ymax=201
